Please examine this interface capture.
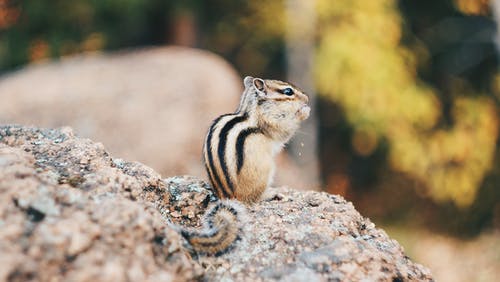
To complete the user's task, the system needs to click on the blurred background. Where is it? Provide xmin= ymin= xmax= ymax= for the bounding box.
xmin=0 ymin=0 xmax=499 ymax=280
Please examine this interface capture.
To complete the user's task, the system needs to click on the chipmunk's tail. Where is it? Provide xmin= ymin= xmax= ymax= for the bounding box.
xmin=179 ymin=200 xmax=245 ymax=256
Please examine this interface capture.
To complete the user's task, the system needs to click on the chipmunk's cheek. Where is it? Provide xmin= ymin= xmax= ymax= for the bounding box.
xmin=297 ymin=104 xmax=310 ymax=120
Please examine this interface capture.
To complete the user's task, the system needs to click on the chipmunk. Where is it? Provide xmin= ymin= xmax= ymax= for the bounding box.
xmin=176 ymin=76 xmax=309 ymax=256
xmin=203 ymin=76 xmax=310 ymax=203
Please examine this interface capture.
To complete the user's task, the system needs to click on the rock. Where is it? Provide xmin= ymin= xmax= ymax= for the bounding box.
xmin=0 ymin=125 xmax=433 ymax=281
xmin=198 ymin=187 xmax=433 ymax=281
xmin=0 ymin=125 xmax=202 ymax=281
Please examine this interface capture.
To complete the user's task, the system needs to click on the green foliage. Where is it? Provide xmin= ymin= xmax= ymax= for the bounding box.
xmin=0 ymin=0 xmax=285 ymax=76
xmin=0 ymin=0 xmax=170 ymax=71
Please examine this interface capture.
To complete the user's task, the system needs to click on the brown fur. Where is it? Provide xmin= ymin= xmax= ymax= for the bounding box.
xmin=234 ymin=133 xmax=273 ymax=202
xmin=203 ymin=76 xmax=310 ymax=203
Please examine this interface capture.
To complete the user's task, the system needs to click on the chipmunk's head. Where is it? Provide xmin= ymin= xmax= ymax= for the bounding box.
xmin=242 ymin=76 xmax=310 ymax=141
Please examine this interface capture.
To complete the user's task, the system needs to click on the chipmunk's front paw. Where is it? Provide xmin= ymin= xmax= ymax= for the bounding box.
xmin=297 ymin=104 xmax=310 ymax=121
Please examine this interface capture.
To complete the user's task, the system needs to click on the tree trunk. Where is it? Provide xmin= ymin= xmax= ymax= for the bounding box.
xmin=285 ymin=0 xmax=320 ymax=188
xmin=492 ymin=0 xmax=500 ymax=53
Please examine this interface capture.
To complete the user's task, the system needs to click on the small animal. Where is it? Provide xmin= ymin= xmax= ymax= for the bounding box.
xmin=203 ymin=76 xmax=310 ymax=203
xmin=176 ymin=76 xmax=309 ymax=257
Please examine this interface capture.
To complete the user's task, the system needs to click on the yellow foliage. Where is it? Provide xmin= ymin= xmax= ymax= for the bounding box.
xmin=81 ymin=33 xmax=105 ymax=52
xmin=454 ymin=0 xmax=491 ymax=15
xmin=316 ymin=0 xmax=499 ymax=207
xmin=390 ymin=98 xmax=498 ymax=207
xmin=244 ymin=1 xmax=285 ymax=37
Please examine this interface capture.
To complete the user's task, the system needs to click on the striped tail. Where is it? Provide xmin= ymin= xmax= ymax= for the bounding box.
xmin=179 ymin=200 xmax=244 ymax=256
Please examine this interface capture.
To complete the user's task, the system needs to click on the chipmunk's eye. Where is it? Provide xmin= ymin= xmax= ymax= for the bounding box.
xmin=280 ymin=87 xmax=294 ymax=96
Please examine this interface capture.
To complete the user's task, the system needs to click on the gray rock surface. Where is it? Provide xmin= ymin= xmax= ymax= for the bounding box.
xmin=0 ymin=125 xmax=433 ymax=281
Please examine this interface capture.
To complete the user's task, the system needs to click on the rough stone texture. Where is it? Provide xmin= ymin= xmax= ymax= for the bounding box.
xmin=0 ymin=126 xmax=433 ymax=281
xmin=164 ymin=178 xmax=433 ymax=282
xmin=0 ymin=125 xmax=202 ymax=281
xmin=0 ymin=47 xmax=311 ymax=189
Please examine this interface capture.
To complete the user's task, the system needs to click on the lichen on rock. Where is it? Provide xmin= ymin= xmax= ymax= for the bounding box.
xmin=0 ymin=125 xmax=433 ymax=281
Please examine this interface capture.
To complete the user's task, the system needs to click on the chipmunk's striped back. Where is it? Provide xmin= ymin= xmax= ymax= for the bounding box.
xmin=204 ymin=111 xmax=261 ymax=200
xmin=203 ymin=76 xmax=310 ymax=203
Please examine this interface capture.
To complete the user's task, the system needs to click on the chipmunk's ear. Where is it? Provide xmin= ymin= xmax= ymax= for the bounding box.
xmin=252 ymin=78 xmax=267 ymax=96
xmin=244 ymin=76 xmax=267 ymax=96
